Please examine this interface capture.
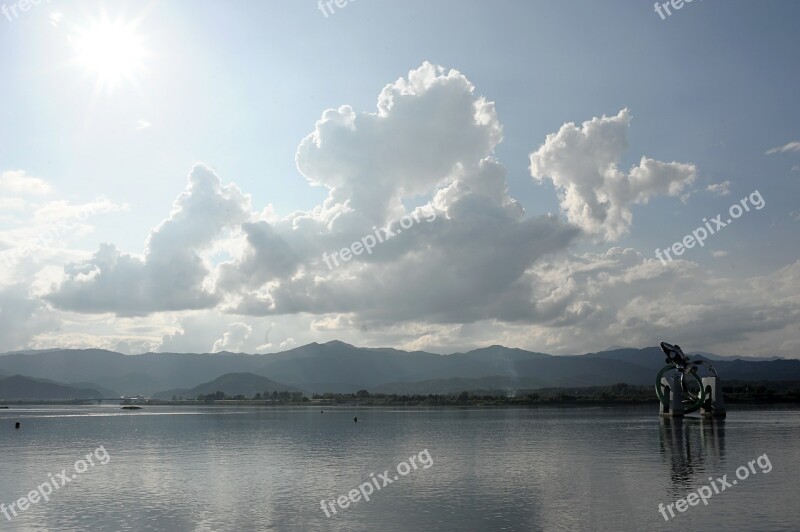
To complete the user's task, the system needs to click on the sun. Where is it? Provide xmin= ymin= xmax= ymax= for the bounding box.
xmin=71 ymin=17 xmax=147 ymax=91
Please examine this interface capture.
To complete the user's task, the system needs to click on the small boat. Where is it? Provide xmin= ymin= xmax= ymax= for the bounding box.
xmin=0 ymin=406 xmax=8 ymax=409
xmin=121 ymin=405 xmax=142 ymax=410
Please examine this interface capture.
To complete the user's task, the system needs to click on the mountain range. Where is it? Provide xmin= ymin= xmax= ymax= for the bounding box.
xmin=0 ymin=375 xmax=102 ymax=400
xmin=0 ymin=341 xmax=797 ymax=399
xmin=152 ymin=373 xmax=300 ymax=400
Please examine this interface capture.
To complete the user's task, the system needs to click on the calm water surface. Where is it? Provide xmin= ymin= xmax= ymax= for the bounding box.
xmin=0 ymin=405 xmax=798 ymax=531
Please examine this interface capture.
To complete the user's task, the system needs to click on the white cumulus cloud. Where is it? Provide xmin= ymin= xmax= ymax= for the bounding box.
xmin=529 ymin=109 xmax=697 ymax=240
xmin=707 ymin=181 xmax=731 ymax=196
xmin=47 ymin=164 xmax=251 ymax=316
xmin=212 ymin=322 xmax=253 ymax=353
xmin=1 ymin=170 xmax=52 ymax=195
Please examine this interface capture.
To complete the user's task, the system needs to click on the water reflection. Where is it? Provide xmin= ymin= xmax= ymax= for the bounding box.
xmin=699 ymin=415 xmax=726 ymax=459
xmin=1 ymin=406 xmax=796 ymax=531
xmin=659 ymin=416 xmax=726 ymax=493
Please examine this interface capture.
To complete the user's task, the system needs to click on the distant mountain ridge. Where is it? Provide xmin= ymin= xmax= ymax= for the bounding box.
xmin=153 ymin=373 xmax=299 ymax=399
xmin=0 ymin=342 xmax=798 ymax=397
xmin=689 ymin=351 xmax=785 ymax=362
xmin=0 ymin=375 xmax=102 ymax=401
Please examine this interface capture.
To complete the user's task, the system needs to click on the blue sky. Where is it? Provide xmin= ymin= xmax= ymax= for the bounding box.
xmin=1 ymin=0 xmax=799 ymax=356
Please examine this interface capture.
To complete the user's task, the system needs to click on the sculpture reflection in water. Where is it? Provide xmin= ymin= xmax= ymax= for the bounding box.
xmin=655 ymin=341 xmax=727 ymax=492
xmin=659 ymin=416 xmax=726 ymax=492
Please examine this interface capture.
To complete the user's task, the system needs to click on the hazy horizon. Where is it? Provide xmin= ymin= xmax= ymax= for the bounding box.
xmin=1 ymin=340 xmax=794 ymax=360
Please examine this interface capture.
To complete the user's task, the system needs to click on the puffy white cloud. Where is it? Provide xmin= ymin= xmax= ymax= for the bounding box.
xmin=215 ymin=64 xmax=578 ymax=323
xmin=707 ymin=181 xmax=731 ymax=196
xmin=529 ymin=109 xmax=697 ymax=240
xmin=0 ymin=170 xmax=52 ymax=195
xmin=0 ymin=198 xmax=126 ymax=288
xmin=296 ymin=62 xmax=503 ymax=226
xmin=0 ymin=198 xmax=27 ymax=212
xmin=212 ymin=322 xmax=252 ymax=353
xmin=151 ymin=313 xmax=316 ymax=355
xmin=279 ymin=337 xmax=296 ymax=349
xmin=47 ymin=164 xmax=250 ymax=316
xmin=157 ymin=314 xmax=225 ymax=354
xmin=311 ymin=314 xmax=355 ymax=332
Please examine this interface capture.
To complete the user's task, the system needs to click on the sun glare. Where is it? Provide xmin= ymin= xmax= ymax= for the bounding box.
xmin=71 ymin=18 xmax=146 ymax=91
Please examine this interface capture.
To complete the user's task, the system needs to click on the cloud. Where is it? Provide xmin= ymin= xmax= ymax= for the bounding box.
xmin=279 ymin=337 xmax=296 ymax=349
xmin=31 ymin=198 xmax=123 ymax=223
xmin=0 ymin=285 xmax=59 ymax=352
xmin=47 ymin=164 xmax=251 ymax=315
xmin=295 ymin=62 xmax=503 ymax=225
xmin=766 ymin=141 xmax=800 ymax=155
xmin=4 ymin=63 xmax=797 ymax=358
xmin=289 ymin=249 xmax=800 ymax=357
xmin=0 ymin=197 xmax=125 ymax=282
xmin=529 ymin=109 xmax=697 ymax=240
xmin=157 ymin=314 xmax=224 ymax=353
xmin=502 ymin=249 xmax=800 ymax=356
xmin=706 ymin=181 xmax=731 ymax=196
xmin=216 ymin=63 xmax=579 ymax=323
xmin=212 ymin=322 xmax=252 ymax=353
xmin=44 ymin=63 xmax=575 ymax=332
xmin=0 ymin=198 xmax=26 ymax=211
xmin=0 ymin=170 xmax=52 ymax=195
xmin=312 ymin=314 xmax=355 ymax=332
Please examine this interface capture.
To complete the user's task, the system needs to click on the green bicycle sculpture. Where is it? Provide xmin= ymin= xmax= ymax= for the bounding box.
xmin=655 ymin=341 xmax=719 ymax=415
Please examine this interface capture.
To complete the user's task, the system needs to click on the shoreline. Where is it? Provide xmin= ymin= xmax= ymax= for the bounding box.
xmin=2 ymin=399 xmax=799 ymax=408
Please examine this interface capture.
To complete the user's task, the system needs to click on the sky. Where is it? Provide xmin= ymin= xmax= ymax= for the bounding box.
xmin=0 ymin=0 xmax=799 ymax=357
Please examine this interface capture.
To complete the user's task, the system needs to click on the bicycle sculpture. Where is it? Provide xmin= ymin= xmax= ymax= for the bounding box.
xmin=656 ymin=341 xmax=725 ymax=417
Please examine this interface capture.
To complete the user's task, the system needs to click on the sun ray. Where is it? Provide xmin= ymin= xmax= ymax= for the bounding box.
xmin=68 ymin=12 xmax=148 ymax=94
